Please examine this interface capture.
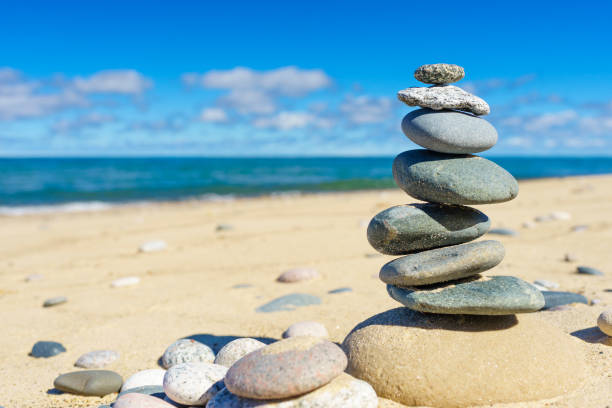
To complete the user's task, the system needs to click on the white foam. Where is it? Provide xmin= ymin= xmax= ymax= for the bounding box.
xmin=0 ymin=201 xmax=114 ymax=216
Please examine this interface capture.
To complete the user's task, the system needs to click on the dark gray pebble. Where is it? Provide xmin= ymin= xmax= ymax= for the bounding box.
xmin=540 ymin=291 xmax=588 ymax=310
xmin=43 ymin=296 xmax=68 ymax=307
xmin=487 ymin=228 xmax=518 ymax=237
xmin=577 ymin=266 xmax=604 ymax=276
xmin=328 ymin=287 xmax=353 ymax=294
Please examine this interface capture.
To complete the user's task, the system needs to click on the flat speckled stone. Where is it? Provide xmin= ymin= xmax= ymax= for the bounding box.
xmin=161 ymin=339 xmax=215 ymax=369
xmin=214 ymin=338 xmax=266 ymax=367
xmin=75 ymin=350 xmax=120 ymax=368
xmin=207 ymin=373 xmax=377 ymax=407
xmin=53 ymin=370 xmax=122 ymax=396
xmin=393 ymin=150 xmax=519 ymax=205
xmin=30 ymin=341 xmax=66 ymax=358
xmin=398 ymin=85 xmax=490 ymax=116
xmin=387 ymin=275 xmax=545 ymax=315
xmin=414 ymin=63 xmax=465 ymax=85
xmin=367 ymin=203 xmax=490 ymax=255
xmin=402 ymin=109 xmax=497 ymax=154
xmin=380 ymin=240 xmax=505 ymax=286
xmin=163 ymin=362 xmax=227 ymax=405
xmin=225 ymin=336 xmax=347 ymax=399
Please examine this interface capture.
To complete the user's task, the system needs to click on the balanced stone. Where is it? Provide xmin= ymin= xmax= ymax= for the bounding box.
xmin=342 ymin=308 xmax=586 ymax=407
xmin=401 ymin=109 xmax=497 ymax=154
xmin=161 ymin=339 xmax=215 ymax=369
xmin=393 ymin=150 xmax=519 ymax=205
xmin=397 ymin=85 xmax=490 ymax=116
xmin=75 ymin=350 xmax=120 ymax=368
xmin=121 ymin=369 xmax=166 ymax=391
xmin=53 ymin=370 xmax=122 ymax=396
xmin=224 ymin=336 xmax=347 ymax=399
xmin=367 ymin=203 xmax=490 ymax=255
xmin=387 ymin=275 xmax=545 ymax=315
xmin=414 ymin=63 xmax=465 ymax=84
xmin=541 ymin=291 xmax=588 ymax=310
xmin=214 ymin=338 xmax=266 ymax=367
xmin=30 ymin=341 xmax=66 ymax=358
xmin=282 ymin=321 xmax=329 ymax=338
xmin=379 ymin=240 xmax=504 ymax=286
xmin=207 ymin=373 xmax=377 ymax=408
xmin=163 ymin=362 xmax=227 ymax=405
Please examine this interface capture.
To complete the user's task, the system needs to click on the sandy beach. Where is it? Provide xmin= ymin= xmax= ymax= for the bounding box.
xmin=1 ymin=175 xmax=611 ymax=408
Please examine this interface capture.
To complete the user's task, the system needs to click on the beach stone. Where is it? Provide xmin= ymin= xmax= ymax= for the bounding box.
xmin=43 ymin=296 xmax=67 ymax=307
xmin=401 ymin=109 xmax=497 ymax=154
xmin=225 ymin=336 xmax=347 ymax=399
xmin=75 ymin=350 xmax=120 ymax=368
xmin=276 ymin=268 xmax=319 ymax=283
xmin=121 ymin=369 xmax=166 ymax=391
xmin=597 ymin=309 xmax=612 ymax=336
xmin=488 ymin=228 xmax=518 ymax=237
xmin=380 ymin=240 xmax=504 ymax=286
xmin=232 ymin=283 xmax=253 ymax=289
xmin=367 ymin=203 xmax=490 ymax=255
xmin=398 ymin=85 xmax=490 ymax=115
xmin=282 ymin=321 xmax=329 ymax=339
xmin=577 ymin=266 xmax=604 ymax=276
xmin=533 ymin=279 xmax=560 ymax=290
xmin=571 ymin=224 xmax=588 ymax=232
xmin=114 ymin=393 xmax=175 ymax=408
xmin=414 ymin=63 xmax=465 ymax=84
xmin=163 ymin=362 xmax=227 ymax=406
xmin=393 ymin=150 xmax=518 ymax=205
xmin=111 ymin=276 xmax=140 ymax=287
xmin=564 ymin=253 xmax=577 ymax=262
xmin=117 ymin=385 xmax=165 ymax=399
xmin=387 ymin=275 xmax=545 ymax=315
xmin=25 ymin=273 xmax=43 ymax=282
xmin=162 ymin=339 xmax=215 ymax=369
xmin=53 ymin=370 xmax=122 ymax=396
xmin=207 ymin=373 xmax=377 ymax=407
xmin=255 ymin=293 xmax=321 ymax=313
xmin=139 ymin=240 xmax=167 ymax=253
xmin=214 ymin=338 xmax=266 ymax=368
xmin=328 ymin=287 xmax=352 ymax=294
xmin=522 ymin=221 xmax=536 ymax=229
xmin=30 ymin=340 xmax=66 ymax=358
xmin=541 ymin=291 xmax=588 ymax=310
xmin=216 ymin=224 xmax=234 ymax=232
xmin=343 ymin=307 xmax=586 ymax=407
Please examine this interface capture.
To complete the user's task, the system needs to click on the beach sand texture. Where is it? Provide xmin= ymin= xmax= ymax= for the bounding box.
xmin=1 ymin=175 xmax=611 ymax=407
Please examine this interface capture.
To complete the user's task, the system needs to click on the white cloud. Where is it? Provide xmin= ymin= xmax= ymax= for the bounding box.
xmin=523 ymin=110 xmax=577 ymax=132
xmin=505 ymin=137 xmax=532 ymax=147
xmin=51 ymin=112 xmax=115 ymax=133
xmin=200 ymin=107 xmax=228 ymax=123
xmin=339 ymin=95 xmax=393 ymax=124
xmin=253 ymin=111 xmax=333 ymax=130
xmin=72 ymin=70 xmax=152 ymax=94
xmin=219 ymin=89 xmax=277 ymax=114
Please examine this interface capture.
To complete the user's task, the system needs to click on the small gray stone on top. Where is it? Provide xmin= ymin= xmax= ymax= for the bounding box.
xmin=43 ymin=296 xmax=67 ymax=307
xmin=398 ymin=85 xmax=490 ymax=116
xmin=414 ymin=63 xmax=465 ymax=84
xmin=30 ymin=341 xmax=66 ymax=358
xmin=75 ymin=350 xmax=120 ymax=368
xmin=256 ymin=293 xmax=321 ymax=313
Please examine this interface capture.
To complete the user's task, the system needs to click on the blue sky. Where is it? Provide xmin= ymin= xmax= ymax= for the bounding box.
xmin=1 ymin=0 xmax=611 ymax=156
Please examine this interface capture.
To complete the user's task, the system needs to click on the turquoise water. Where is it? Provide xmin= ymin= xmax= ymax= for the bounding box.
xmin=1 ymin=156 xmax=611 ymax=210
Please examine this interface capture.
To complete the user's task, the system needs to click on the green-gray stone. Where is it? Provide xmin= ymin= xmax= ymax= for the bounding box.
xmin=387 ymin=276 xmax=545 ymax=315
xmin=367 ymin=203 xmax=490 ymax=255
xmin=53 ymin=370 xmax=123 ymax=396
xmin=380 ymin=240 xmax=504 ymax=286
xmin=414 ymin=63 xmax=465 ymax=84
xmin=393 ymin=150 xmax=519 ymax=205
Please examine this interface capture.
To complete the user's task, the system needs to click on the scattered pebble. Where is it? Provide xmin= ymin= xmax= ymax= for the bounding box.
xmin=541 ymin=291 xmax=588 ymax=310
xmin=276 ymin=268 xmax=319 ymax=283
xmin=365 ymin=253 xmax=382 ymax=258
xmin=161 ymin=339 xmax=215 ymax=369
xmin=571 ymin=225 xmax=589 ymax=232
xmin=43 ymin=296 xmax=67 ymax=308
xmin=121 ymin=369 xmax=166 ymax=391
xmin=282 ymin=321 xmax=329 ymax=339
xmin=533 ymin=279 xmax=560 ymax=290
xmin=75 ymin=350 xmax=120 ymax=368
xmin=231 ymin=283 xmax=252 ymax=289
xmin=215 ymin=224 xmax=234 ymax=232
xmin=111 ymin=276 xmax=141 ymax=288
xmin=591 ymin=299 xmax=602 ymax=306
xmin=328 ymin=287 xmax=353 ymax=294
xmin=522 ymin=221 xmax=536 ymax=229
xmin=535 ymin=211 xmax=571 ymax=222
xmin=53 ymin=370 xmax=122 ymax=396
xmin=139 ymin=240 xmax=167 ymax=253
xmin=214 ymin=338 xmax=266 ymax=367
xmin=564 ymin=253 xmax=578 ymax=262
xmin=30 ymin=341 xmax=66 ymax=358
xmin=25 ymin=273 xmax=43 ymax=282
xmin=163 ymin=362 xmax=227 ymax=405
xmin=597 ymin=309 xmax=612 ymax=336
xmin=255 ymin=293 xmax=322 ymax=313
xmin=487 ymin=228 xmax=518 ymax=237
xmin=577 ymin=266 xmax=604 ymax=276
xmin=114 ymin=393 xmax=175 ymax=408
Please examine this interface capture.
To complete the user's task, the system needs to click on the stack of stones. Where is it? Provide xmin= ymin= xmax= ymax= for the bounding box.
xmin=368 ymin=63 xmax=544 ymax=315
xmin=342 ymin=64 xmax=586 ymax=407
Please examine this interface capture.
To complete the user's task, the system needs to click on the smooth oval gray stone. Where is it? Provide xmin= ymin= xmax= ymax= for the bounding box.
xmin=53 ymin=370 xmax=123 ymax=396
xmin=387 ymin=276 xmax=545 ymax=315
xmin=577 ymin=266 xmax=604 ymax=276
xmin=43 ymin=296 xmax=67 ymax=307
xmin=380 ymin=240 xmax=505 ymax=286
xmin=30 ymin=341 xmax=66 ymax=358
xmin=393 ymin=150 xmax=519 ymax=205
xmin=541 ymin=291 xmax=588 ymax=310
xmin=367 ymin=203 xmax=490 ymax=255
xmin=255 ymin=293 xmax=321 ymax=313
xmin=402 ymin=109 xmax=497 ymax=154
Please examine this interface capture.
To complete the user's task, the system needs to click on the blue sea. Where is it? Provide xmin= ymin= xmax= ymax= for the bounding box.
xmin=1 ymin=156 xmax=611 ymax=214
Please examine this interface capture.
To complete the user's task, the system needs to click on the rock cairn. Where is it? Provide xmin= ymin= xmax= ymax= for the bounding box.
xmin=343 ymin=64 xmax=586 ymax=407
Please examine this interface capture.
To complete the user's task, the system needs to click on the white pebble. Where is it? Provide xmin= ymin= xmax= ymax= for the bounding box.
xmin=597 ymin=309 xmax=612 ymax=336
xmin=214 ymin=338 xmax=265 ymax=367
xmin=564 ymin=253 xmax=577 ymax=262
xmin=162 ymin=339 xmax=215 ymax=369
xmin=139 ymin=240 xmax=167 ymax=253
xmin=74 ymin=350 xmax=120 ymax=368
xmin=282 ymin=321 xmax=329 ymax=338
xmin=550 ymin=211 xmax=571 ymax=220
xmin=111 ymin=276 xmax=141 ymax=288
xmin=276 ymin=268 xmax=319 ymax=283
xmin=25 ymin=274 xmax=43 ymax=282
xmin=533 ymin=279 xmax=560 ymax=290
xmin=522 ymin=221 xmax=536 ymax=229
xmin=163 ymin=362 xmax=227 ymax=406
xmin=121 ymin=369 xmax=166 ymax=391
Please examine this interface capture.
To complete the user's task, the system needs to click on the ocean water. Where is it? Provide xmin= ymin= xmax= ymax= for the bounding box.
xmin=1 ymin=156 xmax=611 ymax=214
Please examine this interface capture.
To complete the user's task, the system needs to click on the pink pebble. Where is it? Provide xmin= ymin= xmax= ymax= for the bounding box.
xmin=114 ymin=393 xmax=175 ymax=408
xmin=277 ymin=268 xmax=319 ymax=283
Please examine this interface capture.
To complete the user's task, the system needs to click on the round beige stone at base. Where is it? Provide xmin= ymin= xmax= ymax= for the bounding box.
xmin=342 ymin=308 xmax=586 ymax=408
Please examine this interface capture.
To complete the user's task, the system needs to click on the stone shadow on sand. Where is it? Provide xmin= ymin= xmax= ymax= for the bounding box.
xmin=570 ymin=326 xmax=612 ymax=346
xmin=347 ymin=307 xmax=518 ymax=335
